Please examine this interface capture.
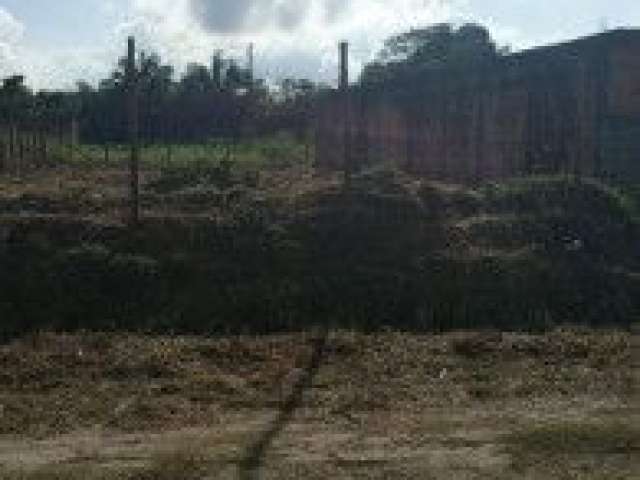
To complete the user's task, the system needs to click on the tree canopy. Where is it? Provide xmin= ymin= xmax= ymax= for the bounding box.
xmin=0 ymin=49 xmax=322 ymax=144
xmin=360 ymin=23 xmax=505 ymax=90
xmin=0 ymin=22 xmax=505 ymax=142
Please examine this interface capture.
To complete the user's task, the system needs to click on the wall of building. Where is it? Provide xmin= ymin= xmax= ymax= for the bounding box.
xmin=315 ymin=30 xmax=640 ymax=183
xmin=601 ymin=40 xmax=640 ymax=180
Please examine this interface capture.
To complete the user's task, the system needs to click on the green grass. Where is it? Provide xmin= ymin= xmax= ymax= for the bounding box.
xmin=480 ymin=174 xmax=639 ymax=225
xmin=55 ymin=132 xmax=312 ymax=171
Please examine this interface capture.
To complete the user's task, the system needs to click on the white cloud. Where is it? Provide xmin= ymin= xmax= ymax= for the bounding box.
xmin=0 ymin=5 xmax=121 ymax=90
xmin=0 ymin=7 xmax=23 ymax=44
xmin=0 ymin=7 xmax=25 ymax=75
xmin=2 ymin=0 xmax=572 ymax=90
xmin=115 ymin=0 xmax=456 ymax=86
xmin=190 ymin=0 xmax=347 ymax=33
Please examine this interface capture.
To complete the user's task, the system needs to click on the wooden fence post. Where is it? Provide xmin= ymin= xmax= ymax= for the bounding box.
xmin=17 ymin=129 xmax=23 ymax=176
xmin=247 ymin=42 xmax=254 ymax=88
xmin=212 ymin=50 xmax=223 ymax=91
xmin=9 ymin=124 xmax=16 ymax=171
xmin=340 ymin=41 xmax=351 ymax=183
xmin=356 ymin=87 xmax=369 ymax=170
xmin=0 ymin=127 xmax=4 ymax=173
xmin=127 ymin=36 xmax=140 ymax=226
xmin=70 ymin=117 xmax=79 ymax=163
xmin=41 ymin=129 xmax=48 ymax=166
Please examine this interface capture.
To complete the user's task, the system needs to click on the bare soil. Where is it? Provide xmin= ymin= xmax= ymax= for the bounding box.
xmin=0 ymin=328 xmax=636 ymax=479
xmin=0 ymin=166 xmax=637 ymax=478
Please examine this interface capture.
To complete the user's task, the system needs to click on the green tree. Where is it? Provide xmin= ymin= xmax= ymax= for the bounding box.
xmin=180 ymin=63 xmax=212 ymax=94
xmin=360 ymin=23 xmax=502 ymax=89
xmin=223 ymin=60 xmax=253 ymax=91
xmin=0 ymin=75 xmax=32 ymax=123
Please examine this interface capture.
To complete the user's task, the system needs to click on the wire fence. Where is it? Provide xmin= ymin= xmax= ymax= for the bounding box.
xmin=0 ymin=34 xmax=638 ymax=339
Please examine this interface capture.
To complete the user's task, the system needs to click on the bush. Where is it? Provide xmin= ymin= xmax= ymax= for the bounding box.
xmin=45 ymin=244 xmax=161 ymax=330
xmin=1 ymin=171 xmax=637 ymax=338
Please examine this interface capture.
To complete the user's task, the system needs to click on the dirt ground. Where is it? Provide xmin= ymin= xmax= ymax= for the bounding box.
xmin=0 ymin=165 xmax=638 ymax=478
xmin=0 ymin=328 xmax=637 ymax=479
xmin=0 ymin=162 xmax=323 ymax=224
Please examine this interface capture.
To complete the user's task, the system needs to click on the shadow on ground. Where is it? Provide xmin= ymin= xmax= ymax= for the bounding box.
xmin=238 ymin=327 xmax=328 ymax=480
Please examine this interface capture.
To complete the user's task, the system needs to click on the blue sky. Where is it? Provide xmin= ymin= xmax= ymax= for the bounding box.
xmin=1 ymin=0 xmax=639 ymax=90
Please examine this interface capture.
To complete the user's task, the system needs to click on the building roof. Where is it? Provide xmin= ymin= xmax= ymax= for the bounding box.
xmin=511 ymin=28 xmax=640 ymax=60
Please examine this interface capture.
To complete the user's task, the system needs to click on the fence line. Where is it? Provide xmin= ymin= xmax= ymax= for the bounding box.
xmin=3 ymin=32 xmax=640 ymax=188
xmin=0 ymin=121 xmax=77 ymax=175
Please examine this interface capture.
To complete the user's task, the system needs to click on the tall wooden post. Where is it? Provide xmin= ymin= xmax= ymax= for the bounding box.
xmin=354 ymin=65 xmax=369 ymax=172
xmin=247 ymin=43 xmax=254 ymax=87
xmin=0 ymin=129 xmax=4 ymax=173
xmin=9 ymin=124 xmax=15 ymax=168
xmin=41 ymin=130 xmax=48 ymax=166
xmin=212 ymin=50 xmax=223 ymax=91
xmin=70 ymin=117 xmax=79 ymax=163
xmin=340 ymin=41 xmax=351 ymax=183
xmin=339 ymin=41 xmax=349 ymax=93
xmin=17 ymin=130 xmax=23 ymax=176
xmin=127 ymin=36 xmax=140 ymax=226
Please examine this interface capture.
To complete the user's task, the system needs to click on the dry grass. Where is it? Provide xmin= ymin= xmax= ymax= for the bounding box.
xmin=0 ymin=331 xmax=315 ymax=437
xmin=504 ymin=420 xmax=639 ymax=479
xmin=0 ymin=163 xmax=323 ymax=224
xmin=0 ymin=327 xmax=636 ymax=479
xmin=2 ymin=162 xmax=638 ymax=477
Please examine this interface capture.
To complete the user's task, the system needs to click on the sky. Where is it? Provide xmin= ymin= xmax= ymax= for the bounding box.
xmin=0 ymin=0 xmax=639 ymax=90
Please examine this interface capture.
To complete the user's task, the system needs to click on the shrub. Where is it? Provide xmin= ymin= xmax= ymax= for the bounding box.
xmin=46 ymin=244 xmax=161 ymax=330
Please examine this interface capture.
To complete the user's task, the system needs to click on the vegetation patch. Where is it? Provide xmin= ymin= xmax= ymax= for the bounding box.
xmin=506 ymin=420 xmax=639 ymax=455
xmin=1 ymin=165 xmax=638 ymax=338
xmin=504 ymin=419 xmax=640 ymax=479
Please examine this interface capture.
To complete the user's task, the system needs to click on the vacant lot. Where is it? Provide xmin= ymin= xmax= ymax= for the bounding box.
xmin=0 ymin=328 xmax=636 ymax=479
xmin=1 ymin=156 xmax=638 ymax=478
